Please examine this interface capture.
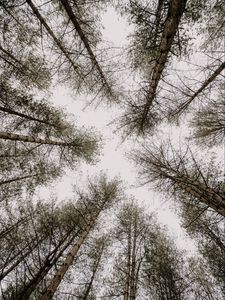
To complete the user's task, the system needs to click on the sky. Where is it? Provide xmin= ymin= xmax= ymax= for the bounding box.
xmin=36 ymin=7 xmax=200 ymax=254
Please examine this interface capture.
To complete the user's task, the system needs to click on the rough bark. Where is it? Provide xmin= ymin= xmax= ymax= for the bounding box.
xmin=140 ymin=0 xmax=187 ymax=130
xmin=25 ymin=0 xmax=78 ymax=72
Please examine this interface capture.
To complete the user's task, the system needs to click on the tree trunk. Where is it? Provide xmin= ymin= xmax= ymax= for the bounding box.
xmin=140 ymin=0 xmax=187 ymax=130
xmin=124 ymin=225 xmax=131 ymax=300
xmin=0 ymin=43 xmax=24 ymax=67
xmin=0 ymin=237 xmax=45 ymax=281
xmin=130 ymin=218 xmax=137 ymax=300
xmin=25 ymin=0 xmax=78 ymax=72
xmin=40 ymin=215 xmax=98 ymax=300
xmin=0 ymin=106 xmax=59 ymax=128
xmin=0 ymin=131 xmax=69 ymax=146
xmin=39 ymin=193 xmax=112 ymax=299
xmin=17 ymin=230 xmax=78 ymax=300
xmin=0 ymin=173 xmax=41 ymax=186
xmin=179 ymin=177 xmax=225 ymax=218
xmin=59 ymin=0 xmax=114 ymax=98
xmin=158 ymin=166 xmax=225 ymax=218
xmin=173 ymin=60 xmax=225 ymax=116
xmin=0 ymin=216 xmax=29 ymax=240
xmin=82 ymin=243 xmax=105 ymax=300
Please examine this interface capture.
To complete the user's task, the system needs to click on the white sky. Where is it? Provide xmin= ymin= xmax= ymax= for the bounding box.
xmin=38 ymin=7 xmax=200 ymax=254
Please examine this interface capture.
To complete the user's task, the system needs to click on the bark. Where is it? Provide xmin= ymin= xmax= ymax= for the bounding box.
xmin=25 ymin=0 xmax=78 ymax=72
xmin=0 ymin=106 xmax=59 ymax=128
xmin=0 ymin=131 xmax=69 ymax=146
xmin=40 ymin=216 xmax=98 ymax=300
xmin=59 ymin=0 xmax=114 ymax=98
xmin=172 ymin=60 xmax=225 ymax=116
xmin=0 ymin=173 xmax=41 ymax=186
xmin=140 ymin=0 xmax=187 ymax=130
xmin=124 ymin=225 xmax=131 ymax=300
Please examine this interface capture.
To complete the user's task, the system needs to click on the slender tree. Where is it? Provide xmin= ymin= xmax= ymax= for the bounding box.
xmin=39 ymin=174 xmax=122 ymax=300
xmin=143 ymin=227 xmax=187 ymax=300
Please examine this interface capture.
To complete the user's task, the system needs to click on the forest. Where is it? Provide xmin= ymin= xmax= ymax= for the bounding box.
xmin=0 ymin=0 xmax=225 ymax=299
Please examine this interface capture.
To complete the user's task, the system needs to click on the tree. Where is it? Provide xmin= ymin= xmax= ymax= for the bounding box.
xmin=57 ymin=236 xmax=110 ymax=300
xmin=39 ymin=174 xmax=122 ymax=300
xmin=105 ymin=201 xmax=149 ymax=299
xmin=185 ymin=257 xmax=222 ymax=300
xmin=0 ymin=1 xmax=51 ymax=90
xmin=143 ymin=227 xmax=187 ymax=300
xmin=0 ymin=79 xmax=100 ymax=202
xmin=1 ymin=174 xmax=122 ymax=300
xmin=166 ymin=60 xmax=225 ymax=121
xmin=118 ymin=0 xmax=188 ymax=135
xmin=132 ymin=142 xmax=225 ymax=217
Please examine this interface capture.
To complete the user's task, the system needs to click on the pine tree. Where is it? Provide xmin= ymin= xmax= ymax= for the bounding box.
xmin=132 ymin=142 xmax=225 ymax=217
xmin=118 ymin=0 xmax=188 ymax=135
xmin=39 ymin=174 xmax=122 ymax=300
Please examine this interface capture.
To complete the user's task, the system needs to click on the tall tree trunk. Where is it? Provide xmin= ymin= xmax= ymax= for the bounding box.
xmin=0 ymin=106 xmax=59 ymax=128
xmin=25 ymin=0 xmax=78 ymax=72
xmin=140 ymin=0 xmax=187 ymax=130
xmin=172 ymin=60 xmax=225 ymax=116
xmin=124 ymin=224 xmax=131 ymax=300
xmin=40 ymin=214 xmax=99 ymax=300
xmin=59 ymin=0 xmax=114 ymax=98
xmin=0 ymin=131 xmax=69 ymax=146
